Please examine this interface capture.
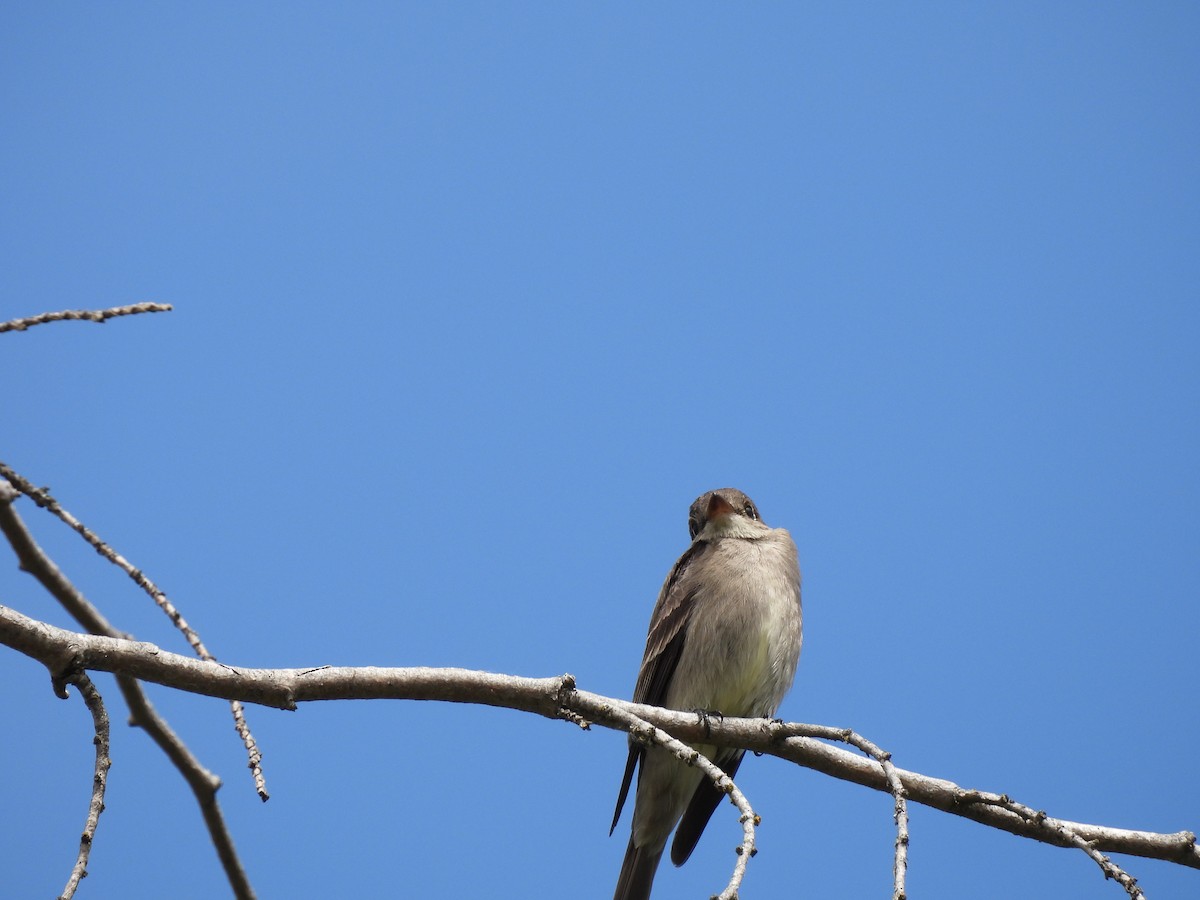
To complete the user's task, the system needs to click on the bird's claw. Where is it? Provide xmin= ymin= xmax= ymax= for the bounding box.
xmin=692 ymin=708 xmax=725 ymax=736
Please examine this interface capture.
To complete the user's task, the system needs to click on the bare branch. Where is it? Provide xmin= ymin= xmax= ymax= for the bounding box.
xmin=0 ymin=463 xmax=268 ymax=801
xmin=570 ymin=685 xmax=758 ymax=899
xmin=0 ymin=479 xmax=257 ymax=899
xmin=783 ymin=724 xmax=910 ymax=900
xmin=57 ymin=672 xmax=111 ymax=900
xmin=3 ymin=604 xmax=1194 ymax=882
xmin=0 ymin=303 xmax=173 ymax=333
xmin=957 ymin=789 xmax=1145 ymax=900
xmin=116 ymin=683 xmax=256 ymax=899
xmin=571 ymin=686 xmax=758 ymax=897
xmin=231 ymin=699 xmax=267 ymax=801
xmin=759 ymin=721 xmax=1197 ymax=871
xmin=0 ymin=464 xmax=210 ymax=654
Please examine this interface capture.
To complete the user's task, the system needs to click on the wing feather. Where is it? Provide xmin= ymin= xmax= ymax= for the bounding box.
xmin=610 ymin=540 xmax=709 ymax=832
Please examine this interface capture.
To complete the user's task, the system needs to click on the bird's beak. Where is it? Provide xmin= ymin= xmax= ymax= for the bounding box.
xmin=705 ymin=493 xmax=736 ymax=520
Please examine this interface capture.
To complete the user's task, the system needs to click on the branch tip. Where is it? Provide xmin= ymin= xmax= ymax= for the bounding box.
xmin=0 ymin=302 xmax=173 ymax=333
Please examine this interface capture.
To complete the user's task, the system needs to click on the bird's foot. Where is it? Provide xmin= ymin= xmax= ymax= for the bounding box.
xmin=691 ymin=708 xmax=725 ymax=737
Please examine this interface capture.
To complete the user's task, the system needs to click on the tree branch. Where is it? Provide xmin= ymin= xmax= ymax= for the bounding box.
xmin=0 ymin=464 xmax=268 ymax=802
xmin=2 ymin=602 xmax=1195 ymax=879
xmin=0 ymin=303 xmax=172 ymax=333
xmin=594 ymin=693 xmax=759 ymax=898
xmin=57 ymin=672 xmax=111 ymax=900
xmin=0 ymin=480 xmax=257 ymax=900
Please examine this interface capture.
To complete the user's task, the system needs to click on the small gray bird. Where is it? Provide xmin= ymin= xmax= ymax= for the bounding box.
xmin=611 ymin=488 xmax=803 ymax=900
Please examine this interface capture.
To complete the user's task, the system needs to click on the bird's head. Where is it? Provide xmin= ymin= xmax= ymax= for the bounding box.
xmin=688 ymin=488 xmax=766 ymax=541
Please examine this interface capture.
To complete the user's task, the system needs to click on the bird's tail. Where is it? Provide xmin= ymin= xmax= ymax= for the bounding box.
xmin=613 ymin=836 xmax=663 ymax=900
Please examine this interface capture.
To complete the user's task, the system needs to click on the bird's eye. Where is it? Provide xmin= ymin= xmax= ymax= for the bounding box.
xmin=688 ymin=517 xmax=700 ymax=539
xmin=744 ymin=503 xmax=758 ymax=520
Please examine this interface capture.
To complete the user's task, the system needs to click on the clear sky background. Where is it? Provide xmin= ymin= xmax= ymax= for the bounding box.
xmin=2 ymin=4 xmax=1197 ymax=899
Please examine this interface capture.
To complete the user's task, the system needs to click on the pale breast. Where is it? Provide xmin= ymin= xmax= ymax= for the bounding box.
xmin=665 ymin=531 xmax=802 ymax=718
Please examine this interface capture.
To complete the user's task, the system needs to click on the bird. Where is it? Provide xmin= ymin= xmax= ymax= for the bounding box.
xmin=610 ymin=488 xmax=803 ymax=900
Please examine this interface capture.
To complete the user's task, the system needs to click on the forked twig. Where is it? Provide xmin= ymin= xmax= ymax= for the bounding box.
xmin=764 ymin=721 xmax=909 ymax=898
xmin=567 ymin=687 xmax=758 ymax=900
xmin=0 ymin=479 xmax=256 ymax=898
xmin=0 ymin=462 xmax=268 ymax=802
xmin=958 ymin=789 xmax=1146 ymax=900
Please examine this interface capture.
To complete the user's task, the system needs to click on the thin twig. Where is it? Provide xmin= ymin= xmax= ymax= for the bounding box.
xmin=0 ymin=463 xmax=268 ymax=801
xmin=831 ymin=729 xmax=908 ymax=899
xmin=958 ymin=790 xmax=1146 ymax=900
xmin=57 ymin=672 xmax=111 ymax=900
xmin=0 ymin=303 xmax=172 ymax=333
xmin=0 ymin=463 xmax=213 ymax=658
xmin=0 ymin=479 xmax=257 ymax=898
xmin=763 ymin=722 xmax=908 ymax=898
xmin=764 ymin=721 xmax=1151 ymax=897
xmin=565 ymin=683 xmax=758 ymax=900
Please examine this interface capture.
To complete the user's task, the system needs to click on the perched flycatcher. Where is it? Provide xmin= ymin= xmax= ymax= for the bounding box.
xmin=610 ymin=488 xmax=803 ymax=900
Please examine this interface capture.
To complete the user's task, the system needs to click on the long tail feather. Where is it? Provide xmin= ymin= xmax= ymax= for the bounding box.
xmin=613 ymin=837 xmax=663 ymax=900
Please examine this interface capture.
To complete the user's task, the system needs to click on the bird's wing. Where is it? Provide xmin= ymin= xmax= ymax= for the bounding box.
xmin=609 ymin=540 xmax=709 ymax=834
xmin=633 ymin=540 xmax=707 ymax=706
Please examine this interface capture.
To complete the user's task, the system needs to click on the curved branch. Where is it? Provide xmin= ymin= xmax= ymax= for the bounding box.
xmin=810 ymin=726 xmax=909 ymax=899
xmin=955 ymin=788 xmax=1145 ymax=899
xmin=2 ymin=602 xmax=1195 ymax=880
xmin=582 ymin=689 xmax=758 ymax=899
xmin=756 ymin=721 xmax=1196 ymax=869
xmin=58 ymin=672 xmax=111 ymax=900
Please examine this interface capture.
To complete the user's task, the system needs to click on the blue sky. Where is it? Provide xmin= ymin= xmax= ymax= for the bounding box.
xmin=2 ymin=4 xmax=1197 ymax=898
